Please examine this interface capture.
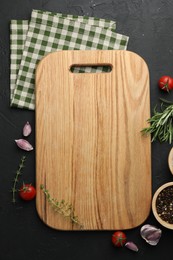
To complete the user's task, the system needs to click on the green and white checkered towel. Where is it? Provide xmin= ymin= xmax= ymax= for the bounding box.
xmin=10 ymin=10 xmax=116 ymax=103
xmin=10 ymin=9 xmax=129 ymax=110
xmin=10 ymin=20 xmax=28 ymax=102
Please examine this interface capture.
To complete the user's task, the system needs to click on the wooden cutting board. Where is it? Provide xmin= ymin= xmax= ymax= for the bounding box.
xmin=35 ymin=50 xmax=151 ymax=231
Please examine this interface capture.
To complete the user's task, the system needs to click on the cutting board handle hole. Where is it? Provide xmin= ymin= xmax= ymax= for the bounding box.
xmin=70 ymin=64 xmax=112 ymax=73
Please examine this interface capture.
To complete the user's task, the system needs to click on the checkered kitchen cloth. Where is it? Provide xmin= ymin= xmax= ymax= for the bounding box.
xmin=10 ymin=9 xmax=129 ymax=110
xmin=10 ymin=20 xmax=28 ymax=102
xmin=10 ymin=11 xmax=116 ymax=103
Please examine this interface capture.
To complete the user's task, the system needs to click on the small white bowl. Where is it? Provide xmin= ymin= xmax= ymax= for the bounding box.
xmin=152 ymin=182 xmax=173 ymax=229
xmin=168 ymin=147 xmax=173 ymax=175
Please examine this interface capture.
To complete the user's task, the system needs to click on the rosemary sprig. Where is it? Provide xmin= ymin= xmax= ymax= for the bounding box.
xmin=141 ymin=101 xmax=173 ymax=144
xmin=40 ymin=184 xmax=84 ymax=230
xmin=12 ymin=155 xmax=26 ymax=203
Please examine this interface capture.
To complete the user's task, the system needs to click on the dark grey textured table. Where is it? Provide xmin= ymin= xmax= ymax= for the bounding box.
xmin=1 ymin=1 xmax=173 ymax=259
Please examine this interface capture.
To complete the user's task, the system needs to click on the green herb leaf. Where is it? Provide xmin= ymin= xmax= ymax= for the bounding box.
xmin=141 ymin=102 xmax=173 ymax=144
xmin=12 ymin=155 xmax=26 ymax=203
xmin=40 ymin=184 xmax=84 ymax=229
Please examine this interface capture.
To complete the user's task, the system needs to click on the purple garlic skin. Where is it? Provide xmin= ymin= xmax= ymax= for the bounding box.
xmin=23 ymin=121 xmax=32 ymax=137
xmin=125 ymin=242 xmax=138 ymax=252
xmin=15 ymin=139 xmax=33 ymax=151
xmin=140 ymin=224 xmax=162 ymax=246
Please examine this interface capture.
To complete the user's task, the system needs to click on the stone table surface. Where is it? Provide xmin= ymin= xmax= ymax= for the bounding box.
xmin=1 ymin=1 xmax=173 ymax=259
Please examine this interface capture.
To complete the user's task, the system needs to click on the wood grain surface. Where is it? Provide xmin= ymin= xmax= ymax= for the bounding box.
xmin=35 ymin=50 xmax=151 ymax=231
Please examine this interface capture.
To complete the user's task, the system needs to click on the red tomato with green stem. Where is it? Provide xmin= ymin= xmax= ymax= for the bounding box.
xmin=112 ymin=231 xmax=127 ymax=247
xmin=158 ymin=76 xmax=173 ymax=92
xmin=19 ymin=183 xmax=36 ymax=201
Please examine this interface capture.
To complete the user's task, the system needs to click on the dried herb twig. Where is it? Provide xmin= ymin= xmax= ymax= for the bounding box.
xmin=40 ymin=184 xmax=84 ymax=229
xmin=12 ymin=155 xmax=26 ymax=203
xmin=141 ymin=100 xmax=173 ymax=144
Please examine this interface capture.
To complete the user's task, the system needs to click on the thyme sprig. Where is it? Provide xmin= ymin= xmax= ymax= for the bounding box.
xmin=141 ymin=100 xmax=173 ymax=144
xmin=12 ymin=155 xmax=26 ymax=203
xmin=40 ymin=184 xmax=84 ymax=230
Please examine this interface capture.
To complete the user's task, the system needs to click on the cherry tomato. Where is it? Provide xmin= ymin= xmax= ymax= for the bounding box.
xmin=112 ymin=231 xmax=127 ymax=247
xmin=19 ymin=183 xmax=36 ymax=201
xmin=158 ymin=76 xmax=173 ymax=92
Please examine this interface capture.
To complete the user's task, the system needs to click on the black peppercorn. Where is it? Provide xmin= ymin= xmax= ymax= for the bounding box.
xmin=156 ymin=186 xmax=173 ymax=224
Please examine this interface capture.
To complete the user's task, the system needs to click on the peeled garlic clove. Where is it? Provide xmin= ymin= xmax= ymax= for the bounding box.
xmin=140 ymin=224 xmax=162 ymax=246
xmin=15 ymin=139 xmax=33 ymax=151
xmin=23 ymin=121 xmax=32 ymax=137
xmin=125 ymin=242 xmax=138 ymax=252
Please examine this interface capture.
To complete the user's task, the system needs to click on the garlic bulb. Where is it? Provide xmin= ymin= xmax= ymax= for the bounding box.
xmin=140 ymin=224 xmax=162 ymax=245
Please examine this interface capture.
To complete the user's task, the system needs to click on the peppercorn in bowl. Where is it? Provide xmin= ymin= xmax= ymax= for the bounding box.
xmin=152 ymin=182 xmax=173 ymax=229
